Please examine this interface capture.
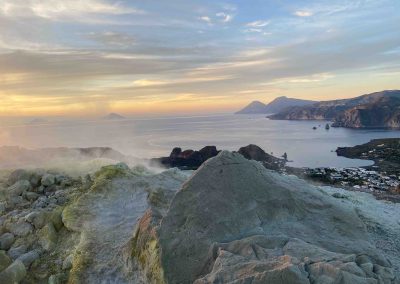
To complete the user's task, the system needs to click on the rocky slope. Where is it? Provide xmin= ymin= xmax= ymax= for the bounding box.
xmin=0 ymin=162 xmax=190 ymax=283
xmin=1 ymin=150 xmax=399 ymax=283
xmin=132 ymin=151 xmax=399 ymax=283
xmin=236 ymin=97 xmax=316 ymax=114
xmin=269 ymin=90 xmax=400 ymax=128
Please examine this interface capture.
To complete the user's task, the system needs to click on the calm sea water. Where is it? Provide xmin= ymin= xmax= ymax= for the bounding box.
xmin=1 ymin=114 xmax=400 ymax=168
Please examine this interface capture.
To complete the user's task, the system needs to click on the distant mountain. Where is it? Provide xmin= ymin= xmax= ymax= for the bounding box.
xmin=269 ymin=90 xmax=400 ymax=128
xmin=235 ymin=101 xmax=268 ymax=114
xmin=103 ymin=113 xmax=126 ymax=120
xmin=263 ymin=96 xmax=317 ymax=114
xmin=236 ymin=96 xmax=316 ymax=114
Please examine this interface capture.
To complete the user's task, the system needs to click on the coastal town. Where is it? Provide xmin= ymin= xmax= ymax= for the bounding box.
xmin=305 ymin=167 xmax=400 ymax=193
xmin=290 ymin=138 xmax=400 ymax=202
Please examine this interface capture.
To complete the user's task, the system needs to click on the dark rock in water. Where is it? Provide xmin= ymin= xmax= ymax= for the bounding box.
xmin=199 ymin=146 xmax=219 ymax=160
xmin=132 ymin=152 xmax=395 ymax=283
xmin=152 ymin=145 xmax=286 ymax=171
xmin=151 ymin=146 xmax=220 ymax=170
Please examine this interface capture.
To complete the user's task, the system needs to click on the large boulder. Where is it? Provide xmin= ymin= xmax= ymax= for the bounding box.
xmin=7 ymin=169 xmax=31 ymax=186
xmin=8 ymin=180 xmax=32 ymax=196
xmin=0 ymin=260 xmax=26 ymax=283
xmin=38 ymin=223 xmax=58 ymax=251
xmin=133 ymin=151 xmax=395 ymax=284
xmin=0 ymin=250 xmax=12 ymax=272
xmin=0 ymin=233 xmax=15 ymax=250
xmin=8 ymin=219 xmax=33 ymax=237
xmin=8 ymin=245 xmax=27 ymax=260
xmin=41 ymin=173 xmax=56 ymax=187
xmin=17 ymin=249 xmax=40 ymax=268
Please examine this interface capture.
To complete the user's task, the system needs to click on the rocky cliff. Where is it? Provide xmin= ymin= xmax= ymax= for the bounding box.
xmin=269 ymin=90 xmax=400 ymax=128
xmin=132 ymin=151 xmax=399 ymax=283
xmin=332 ymin=96 xmax=400 ymax=128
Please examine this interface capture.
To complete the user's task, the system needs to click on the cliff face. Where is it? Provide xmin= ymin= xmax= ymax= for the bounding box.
xmin=269 ymin=90 xmax=400 ymax=128
xmin=270 ymin=105 xmax=347 ymax=120
xmin=332 ymin=96 xmax=400 ymax=128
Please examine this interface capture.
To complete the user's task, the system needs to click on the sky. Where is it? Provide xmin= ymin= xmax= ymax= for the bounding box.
xmin=0 ymin=0 xmax=399 ymax=117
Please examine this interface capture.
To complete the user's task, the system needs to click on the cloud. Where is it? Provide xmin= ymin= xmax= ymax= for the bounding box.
xmin=294 ymin=11 xmax=313 ymax=17
xmin=244 ymin=28 xmax=263 ymax=33
xmin=0 ymin=0 xmax=143 ymax=21
xmin=216 ymin=12 xmax=233 ymax=23
xmin=0 ymin=0 xmax=398 ymax=115
xmin=86 ymin=31 xmax=135 ymax=47
xmin=246 ymin=20 xmax=269 ymax=28
xmin=264 ymin=73 xmax=335 ymax=85
xmin=199 ymin=16 xmax=212 ymax=24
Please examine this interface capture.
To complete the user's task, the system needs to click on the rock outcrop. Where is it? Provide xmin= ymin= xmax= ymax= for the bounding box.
xmin=151 ymin=146 xmax=220 ymax=170
xmin=152 ymin=145 xmax=287 ymax=171
xmin=332 ymin=96 xmax=400 ymax=128
xmin=238 ymin=144 xmax=286 ymax=170
xmin=132 ymin=151 xmax=397 ymax=283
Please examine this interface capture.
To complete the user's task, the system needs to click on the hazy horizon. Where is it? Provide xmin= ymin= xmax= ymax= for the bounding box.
xmin=1 ymin=0 xmax=399 ymax=117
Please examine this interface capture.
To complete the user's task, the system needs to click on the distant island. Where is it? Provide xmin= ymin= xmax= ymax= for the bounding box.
xmin=27 ymin=118 xmax=48 ymax=125
xmin=269 ymin=90 xmax=400 ymax=129
xmin=102 ymin=113 xmax=126 ymax=120
xmin=236 ymin=96 xmax=316 ymax=114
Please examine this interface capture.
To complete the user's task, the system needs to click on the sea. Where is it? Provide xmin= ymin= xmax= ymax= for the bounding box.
xmin=1 ymin=114 xmax=400 ymax=168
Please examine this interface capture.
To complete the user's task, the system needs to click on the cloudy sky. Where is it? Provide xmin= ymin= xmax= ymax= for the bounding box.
xmin=0 ymin=0 xmax=399 ymax=117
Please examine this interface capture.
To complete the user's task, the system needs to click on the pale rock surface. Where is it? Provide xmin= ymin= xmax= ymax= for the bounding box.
xmin=8 ymin=219 xmax=33 ymax=237
xmin=133 ymin=151 xmax=397 ymax=284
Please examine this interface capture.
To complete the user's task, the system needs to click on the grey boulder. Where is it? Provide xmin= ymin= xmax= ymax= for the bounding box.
xmin=132 ymin=151 xmax=395 ymax=284
xmin=0 ymin=233 xmax=15 ymax=250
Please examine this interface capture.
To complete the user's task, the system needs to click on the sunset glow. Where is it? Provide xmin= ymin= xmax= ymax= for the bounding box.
xmin=0 ymin=0 xmax=399 ymax=117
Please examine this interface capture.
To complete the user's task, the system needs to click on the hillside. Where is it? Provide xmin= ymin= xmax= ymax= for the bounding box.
xmin=269 ymin=90 xmax=400 ymax=128
xmin=236 ymin=96 xmax=316 ymax=114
